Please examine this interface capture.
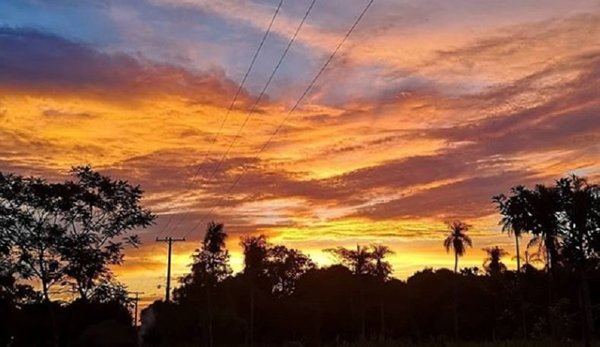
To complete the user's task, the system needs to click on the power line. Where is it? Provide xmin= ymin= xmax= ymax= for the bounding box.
xmin=156 ymin=0 xmax=285 ymax=238
xmin=183 ymin=0 xmax=376 ymax=238
xmin=171 ymin=0 xmax=319 ymax=235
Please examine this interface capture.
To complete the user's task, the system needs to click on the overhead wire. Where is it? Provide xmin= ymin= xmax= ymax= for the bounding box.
xmin=155 ymin=0 xmax=285 ymax=238
xmin=172 ymin=0 xmax=319 ymax=235
xmin=183 ymin=0 xmax=376 ymax=238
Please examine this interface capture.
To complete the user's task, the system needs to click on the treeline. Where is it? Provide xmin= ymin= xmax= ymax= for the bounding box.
xmin=141 ymin=175 xmax=600 ymax=346
xmin=1 ymin=168 xmax=599 ymax=346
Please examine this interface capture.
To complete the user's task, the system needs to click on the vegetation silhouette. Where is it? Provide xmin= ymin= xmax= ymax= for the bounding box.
xmin=1 ymin=169 xmax=599 ymax=346
xmin=0 ymin=166 xmax=155 ymax=346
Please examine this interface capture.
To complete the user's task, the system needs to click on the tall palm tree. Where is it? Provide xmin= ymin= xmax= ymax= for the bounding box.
xmin=202 ymin=221 xmax=229 ymax=347
xmin=493 ymin=187 xmax=532 ymax=339
xmin=529 ymin=184 xmax=562 ymax=273
xmin=443 ymin=220 xmax=472 ymax=340
xmin=556 ymin=175 xmax=600 ymax=346
xmin=371 ymin=244 xmax=394 ymax=340
xmin=444 ymin=221 xmax=473 ymax=273
xmin=240 ymin=235 xmax=269 ymax=346
xmin=493 ymin=185 xmax=531 ymax=273
xmin=371 ymin=245 xmax=394 ymax=280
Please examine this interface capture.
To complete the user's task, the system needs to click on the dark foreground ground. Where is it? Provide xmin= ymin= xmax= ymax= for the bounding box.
xmin=149 ymin=341 xmax=599 ymax=347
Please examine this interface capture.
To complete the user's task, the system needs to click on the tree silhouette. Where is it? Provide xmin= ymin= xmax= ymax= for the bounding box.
xmin=443 ymin=220 xmax=472 ymax=340
xmin=527 ymin=184 xmax=563 ymax=273
xmin=371 ymin=244 xmax=394 ymax=280
xmin=325 ymin=245 xmax=373 ymax=275
xmin=0 ymin=173 xmax=66 ymax=302
xmin=240 ymin=235 xmax=269 ymax=346
xmin=0 ymin=167 xmax=155 ymax=302
xmin=59 ymin=166 xmax=155 ymax=300
xmin=555 ymin=175 xmax=600 ymax=346
xmin=0 ymin=167 xmax=153 ymax=346
xmin=482 ymin=246 xmax=508 ymax=276
xmin=493 ymin=187 xmax=532 ymax=337
xmin=176 ymin=221 xmax=231 ymax=347
xmin=267 ymin=245 xmax=314 ymax=296
xmin=370 ymin=244 xmax=394 ymax=339
xmin=493 ymin=185 xmax=531 ymax=273
xmin=444 ymin=221 xmax=473 ymax=273
xmin=184 ymin=221 xmax=232 ymax=286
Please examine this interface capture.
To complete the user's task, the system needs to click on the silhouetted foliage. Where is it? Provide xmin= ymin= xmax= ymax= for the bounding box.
xmin=140 ymin=175 xmax=600 ymax=345
xmin=483 ymin=246 xmax=509 ymax=276
xmin=0 ymin=167 xmax=154 ymax=346
xmin=0 ymin=166 xmax=155 ymax=302
xmin=2 ymin=167 xmax=599 ymax=346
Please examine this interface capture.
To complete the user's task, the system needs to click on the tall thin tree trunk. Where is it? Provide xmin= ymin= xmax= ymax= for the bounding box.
xmin=545 ymin=244 xmax=555 ymax=337
xmin=379 ymin=296 xmax=385 ymax=341
xmin=515 ymin=235 xmax=527 ymax=338
xmin=249 ymin=286 xmax=255 ymax=347
xmin=359 ymin=277 xmax=366 ymax=341
xmin=42 ymin=279 xmax=50 ymax=302
xmin=206 ymin=285 xmax=214 ymax=347
xmin=580 ymin=272 xmax=593 ymax=347
xmin=515 ymin=235 xmax=521 ymax=273
xmin=453 ymin=251 xmax=459 ymax=340
xmin=454 ymin=252 xmax=458 ymax=273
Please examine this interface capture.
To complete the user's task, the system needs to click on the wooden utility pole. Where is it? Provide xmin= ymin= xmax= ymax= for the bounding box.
xmin=129 ymin=291 xmax=145 ymax=327
xmin=156 ymin=236 xmax=185 ymax=302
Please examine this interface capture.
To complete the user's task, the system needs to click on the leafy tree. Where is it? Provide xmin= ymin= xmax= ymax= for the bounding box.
xmin=267 ymin=245 xmax=314 ymax=296
xmin=182 ymin=221 xmax=232 ymax=288
xmin=176 ymin=221 xmax=231 ymax=347
xmin=89 ymin=279 xmax=131 ymax=306
xmin=325 ymin=245 xmax=373 ymax=275
xmin=58 ymin=166 xmax=155 ymax=300
xmin=240 ymin=235 xmax=269 ymax=345
xmin=493 ymin=185 xmax=531 ymax=273
xmin=555 ymin=175 xmax=600 ymax=345
xmin=0 ymin=167 xmax=155 ymax=302
xmin=241 ymin=235 xmax=269 ymax=279
xmin=528 ymin=184 xmax=563 ymax=273
xmin=325 ymin=244 xmax=393 ymax=340
xmin=556 ymin=175 xmax=600 ymax=268
xmin=0 ymin=173 xmax=67 ymax=301
xmin=444 ymin=221 xmax=473 ymax=273
xmin=483 ymin=246 xmax=508 ymax=276
xmin=371 ymin=244 xmax=394 ymax=281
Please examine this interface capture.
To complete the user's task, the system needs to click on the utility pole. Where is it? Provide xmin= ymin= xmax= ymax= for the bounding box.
xmin=129 ymin=291 xmax=145 ymax=327
xmin=156 ymin=236 xmax=185 ymax=302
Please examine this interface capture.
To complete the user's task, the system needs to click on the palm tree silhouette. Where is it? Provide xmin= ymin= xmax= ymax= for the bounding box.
xmin=371 ymin=244 xmax=394 ymax=339
xmin=325 ymin=245 xmax=373 ymax=275
xmin=443 ymin=220 xmax=472 ymax=340
xmin=493 ymin=185 xmax=530 ymax=273
xmin=556 ymin=175 xmax=599 ymax=346
xmin=371 ymin=245 xmax=394 ymax=280
xmin=240 ymin=235 xmax=269 ymax=346
xmin=482 ymin=246 xmax=508 ymax=276
xmin=528 ymin=184 xmax=562 ymax=273
xmin=444 ymin=221 xmax=473 ymax=273
xmin=202 ymin=221 xmax=229 ymax=347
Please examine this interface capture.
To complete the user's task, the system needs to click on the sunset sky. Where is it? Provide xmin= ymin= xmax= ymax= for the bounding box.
xmin=1 ymin=0 xmax=599 ymax=306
